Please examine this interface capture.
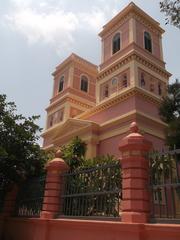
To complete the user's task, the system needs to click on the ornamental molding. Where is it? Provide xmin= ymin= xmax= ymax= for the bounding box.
xmin=99 ymin=3 xmax=164 ymax=38
xmin=46 ymin=92 xmax=94 ymax=112
xmin=67 ymin=97 xmax=94 ymax=109
xmin=97 ymin=51 xmax=171 ymax=81
xmin=100 ymin=14 xmax=131 ymax=38
xmin=132 ymin=13 xmax=163 ymax=35
xmin=79 ymin=87 xmax=161 ymax=120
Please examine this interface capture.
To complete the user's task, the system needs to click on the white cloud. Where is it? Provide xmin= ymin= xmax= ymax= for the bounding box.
xmin=2 ymin=0 xmax=119 ymax=55
xmin=81 ymin=8 xmax=106 ymax=32
xmin=4 ymin=4 xmax=79 ymax=52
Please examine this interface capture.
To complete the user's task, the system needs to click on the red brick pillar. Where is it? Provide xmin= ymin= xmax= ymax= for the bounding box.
xmin=2 ymin=185 xmax=18 ymax=217
xmin=119 ymin=122 xmax=152 ymax=223
xmin=40 ymin=150 xmax=69 ymax=219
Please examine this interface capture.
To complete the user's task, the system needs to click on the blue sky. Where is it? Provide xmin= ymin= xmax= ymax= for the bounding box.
xmin=0 ymin=0 xmax=180 ymax=144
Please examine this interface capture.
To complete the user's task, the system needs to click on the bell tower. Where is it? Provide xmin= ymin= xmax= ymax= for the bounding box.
xmin=43 ymin=53 xmax=98 ymax=149
xmin=97 ymin=2 xmax=169 ymax=103
xmin=92 ymin=2 xmax=171 ymax=143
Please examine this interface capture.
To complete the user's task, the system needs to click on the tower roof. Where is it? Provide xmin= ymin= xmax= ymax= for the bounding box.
xmin=99 ymin=2 xmax=165 ymax=37
xmin=52 ymin=53 xmax=98 ymax=76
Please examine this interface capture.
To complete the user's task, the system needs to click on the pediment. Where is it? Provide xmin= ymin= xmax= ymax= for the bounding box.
xmin=52 ymin=118 xmax=98 ymax=141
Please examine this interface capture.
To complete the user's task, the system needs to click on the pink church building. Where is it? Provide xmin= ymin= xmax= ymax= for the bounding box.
xmin=42 ymin=2 xmax=171 ymax=159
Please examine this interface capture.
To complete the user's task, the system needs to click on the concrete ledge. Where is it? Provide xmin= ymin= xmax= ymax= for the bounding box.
xmin=1 ymin=217 xmax=180 ymax=240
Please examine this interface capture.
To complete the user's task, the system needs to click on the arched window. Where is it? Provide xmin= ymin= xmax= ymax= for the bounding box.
xmin=80 ymin=75 xmax=88 ymax=92
xmin=112 ymin=33 xmax=120 ymax=54
xmin=144 ymin=32 xmax=152 ymax=53
xmin=58 ymin=76 xmax=64 ymax=92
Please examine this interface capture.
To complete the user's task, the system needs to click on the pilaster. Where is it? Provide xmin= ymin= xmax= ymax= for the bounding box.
xmin=40 ymin=150 xmax=69 ymax=219
xmin=119 ymin=122 xmax=152 ymax=223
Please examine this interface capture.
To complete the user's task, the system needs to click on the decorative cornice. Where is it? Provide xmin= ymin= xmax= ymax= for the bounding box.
xmin=46 ymin=92 xmax=95 ymax=112
xmin=78 ymin=87 xmax=162 ymax=120
xmin=99 ymin=2 xmax=164 ymax=38
xmin=99 ymin=42 xmax=166 ymax=71
xmin=97 ymin=51 xmax=171 ymax=81
xmin=42 ymin=108 xmax=166 ymax=149
xmin=51 ymin=118 xmax=99 ymax=145
xmin=66 ymin=97 xmax=94 ymax=109
xmin=99 ymin=13 xmax=131 ymax=38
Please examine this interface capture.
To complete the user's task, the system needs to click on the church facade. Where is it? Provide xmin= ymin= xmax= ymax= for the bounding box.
xmin=42 ymin=2 xmax=171 ymax=159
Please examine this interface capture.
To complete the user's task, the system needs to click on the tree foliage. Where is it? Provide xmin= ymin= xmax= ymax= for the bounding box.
xmin=160 ymin=0 xmax=180 ymax=28
xmin=61 ymin=136 xmax=87 ymax=169
xmin=61 ymin=137 xmax=121 ymax=217
xmin=0 ymin=94 xmax=47 ymax=188
xmin=159 ymin=80 xmax=180 ymax=148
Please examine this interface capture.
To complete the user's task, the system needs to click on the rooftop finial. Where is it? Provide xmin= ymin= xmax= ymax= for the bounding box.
xmin=130 ymin=122 xmax=139 ymax=133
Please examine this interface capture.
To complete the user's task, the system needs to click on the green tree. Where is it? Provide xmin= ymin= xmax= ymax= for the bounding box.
xmin=61 ymin=136 xmax=87 ymax=169
xmin=0 ymin=94 xmax=47 ymax=188
xmin=61 ymin=137 xmax=121 ymax=217
xmin=159 ymin=79 xmax=180 ymax=148
xmin=160 ymin=0 xmax=180 ymax=28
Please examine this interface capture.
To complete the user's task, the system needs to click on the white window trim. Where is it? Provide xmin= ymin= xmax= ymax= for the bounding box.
xmin=58 ymin=75 xmax=65 ymax=93
xmin=111 ymin=31 xmax=122 ymax=56
xmin=143 ymin=30 xmax=153 ymax=54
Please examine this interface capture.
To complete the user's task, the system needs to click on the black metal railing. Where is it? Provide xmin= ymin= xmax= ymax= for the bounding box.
xmin=60 ymin=162 xmax=122 ymax=219
xmin=14 ymin=175 xmax=46 ymax=218
xmin=150 ymin=149 xmax=180 ymax=222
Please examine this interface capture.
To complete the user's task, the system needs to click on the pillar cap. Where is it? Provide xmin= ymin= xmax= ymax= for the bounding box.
xmin=119 ymin=122 xmax=152 ymax=152
xmin=130 ymin=122 xmax=139 ymax=133
xmin=46 ymin=150 xmax=69 ymax=172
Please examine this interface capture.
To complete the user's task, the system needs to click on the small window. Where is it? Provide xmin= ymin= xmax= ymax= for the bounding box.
xmin=112 ymin=33 xmax=120 ymax=54
xmin=141 ymin=73 xmax=146 ymax=87
xmin=59 ymin=110 xmax=64 ymax=121
xmin=104 ymin=85 xmax=109 ymax=98
xmin=158 ymin=83 xmax=162 ymax=96
xmin=58 ymin=76 xmax=64 ymax=92
xmin=123 ymin=74 xmax=128 ymax=88
xmin=80 ymin=75 xmax=88 ymax=92
xmin=150 ymin=83 xmax=154 ymax=92
xmin=144 ymin=32 xmax=152 ymax=53
xmin=112 ymin=78 xmax=117 ymax=86
xmin=49 ymin=115 xmax=54 ymax=127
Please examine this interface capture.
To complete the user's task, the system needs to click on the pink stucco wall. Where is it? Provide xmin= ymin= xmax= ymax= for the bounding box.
xmin=73 ymin=66 xmax=96 ymax=98
xmin=98 ymin=134 xmax=126 ymax=158
xmin=100 ymin=43 xmax=133 ymax=70
xmin=87 ymin=93 xmax=160 ymax=124
xmin=47 ymin=108 xmax=64 ymax=129
xmin=138 ymin=67 xmax=166 ymax=97
xmin=135 ymin=95 xmax=160 ymax=119
xmin=102 ymin=20 xmax=129 ymax=63
xmin=70 ymin=107 xmax=83 ymax=118
xmin=87 ymin=96 xmax=136 ymax=124
xmin=53 ymin=68 xmax=69 ymax=98
xmin=98 ymin=131 xmax=164 ymax=158
xmin=100 ymin=68 xmax=130 ymax=101
xmin=136 ymin=20 xmax=161 ymax=60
